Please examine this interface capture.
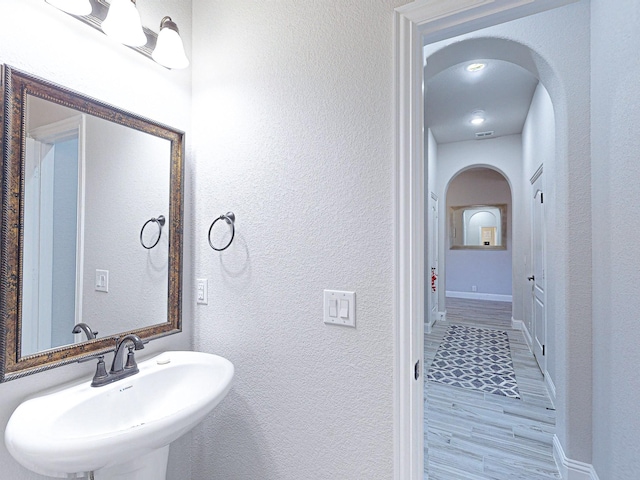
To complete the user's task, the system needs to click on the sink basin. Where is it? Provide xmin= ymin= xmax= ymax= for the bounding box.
xmin=5 ymin=351 xmax=234 ymax=479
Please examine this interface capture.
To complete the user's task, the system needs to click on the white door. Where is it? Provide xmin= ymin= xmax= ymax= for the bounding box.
xmin=530 ymin=169 xmax=546 ymax=371
xmin=429 ymin=194 xmax=439 ymax=325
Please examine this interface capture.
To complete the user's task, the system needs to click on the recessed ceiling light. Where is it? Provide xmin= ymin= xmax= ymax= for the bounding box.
xmin=466 ymin=62 xmax=486 ymax=72
xmin=470 ymin=110 xmax=486 ymax=125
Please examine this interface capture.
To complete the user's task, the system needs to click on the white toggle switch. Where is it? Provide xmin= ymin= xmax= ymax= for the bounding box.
xmin=329 ymin=299 xmax=338 ymax=318
xmin=95 ymin=269 xmax=109 ymax=292
xmin=324 ymin=290 xmax=356 ymax=327
xmin=339 ymin=299 xmax=349 ymax=318
xmin=197 ymin=278 xmax=208 ymax=305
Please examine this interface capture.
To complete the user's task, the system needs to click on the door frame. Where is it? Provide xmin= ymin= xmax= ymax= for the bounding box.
xmin=393 ymin=1 xmax=579 ymax=478
xmin=26 ymin=115 xmax=86 ymax=348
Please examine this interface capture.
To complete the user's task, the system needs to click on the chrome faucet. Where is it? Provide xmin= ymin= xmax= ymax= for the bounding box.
xmin=73 ymin=323 xmax=110 ymax=388
xmin=110 ymin=334 xmax=145 ymax=376
xmin=72 ymin=322 xmax=98 ymax=340
xmin=91 ymin=334 xmax=145 ymax=387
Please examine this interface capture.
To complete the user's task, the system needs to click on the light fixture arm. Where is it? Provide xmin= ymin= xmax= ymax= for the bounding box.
xmin=152 ymin=15 xmax=189 ymax=69
xmin=160 ymin=16 xmax=180 ymax=34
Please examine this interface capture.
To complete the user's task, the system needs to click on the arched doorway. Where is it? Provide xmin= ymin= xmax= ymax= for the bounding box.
xmin=395 ymin=1 xmax=591 ymax=476
xmin=445 ymin=167 xmax=513 ymax=304
xmin=423 ymin=39 xmax=558 ymax=387
xmin=423 ymin=32 xmax=563 ymax=366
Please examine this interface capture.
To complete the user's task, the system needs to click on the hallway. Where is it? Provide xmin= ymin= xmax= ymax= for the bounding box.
xmin=424 ymin=298 xmax=558 ymax=479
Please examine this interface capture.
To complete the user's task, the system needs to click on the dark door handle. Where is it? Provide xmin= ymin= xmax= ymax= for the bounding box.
xmin=527 ymin=275 xmax=535 ymax=281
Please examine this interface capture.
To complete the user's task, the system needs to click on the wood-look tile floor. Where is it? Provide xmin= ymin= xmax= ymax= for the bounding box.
xmin=424 ymin=298 xmax=559 ymax=479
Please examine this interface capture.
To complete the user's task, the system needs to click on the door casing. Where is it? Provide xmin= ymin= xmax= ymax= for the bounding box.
xmin=531 ymin=166 xmax=547 ymax=372
xmin=393 ymin=1 xmax=579 ymax=478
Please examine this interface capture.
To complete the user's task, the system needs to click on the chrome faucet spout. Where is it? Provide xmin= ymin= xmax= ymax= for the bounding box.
xmin=72 ymin=322 xmax=98 ymax=340
xmin=110 ymin=334 xmax=145 ymax=374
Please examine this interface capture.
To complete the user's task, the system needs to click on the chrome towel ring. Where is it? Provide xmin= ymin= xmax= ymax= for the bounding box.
xmin=208 ymin=212 xmax=235 ymax=251
xmin=140 ymin=215 xmax=166 ymax=249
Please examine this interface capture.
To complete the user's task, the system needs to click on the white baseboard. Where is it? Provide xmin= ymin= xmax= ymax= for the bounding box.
xmin=446 ymin=291 xmax=512 ymax=302
xmin=511 ymin=318 xmax=556 ymax=404
xmin=425 ymin=314 xmax=436 ymax=334
xmin=545 ymin=372 xmax=556 ymax=402
xmin=511 ymin=318 xmax=533 ymax=349
xmin=553 ymin=435 xmax=600 ymax=480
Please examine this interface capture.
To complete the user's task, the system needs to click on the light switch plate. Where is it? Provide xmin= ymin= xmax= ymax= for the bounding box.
xmin=197 ymin=278 xmax=208 ymax=305
xmin=324 ymin=290 xmax=355 ymax=327
xmin=95 ymin=269 xmax=109 ymax=292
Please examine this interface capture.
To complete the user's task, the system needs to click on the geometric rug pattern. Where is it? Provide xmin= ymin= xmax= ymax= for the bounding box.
xmin=426 ymin=324 xmax=521 ymax=399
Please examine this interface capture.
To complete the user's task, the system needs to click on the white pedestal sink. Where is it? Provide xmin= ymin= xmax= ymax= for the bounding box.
xmin=5 ymin=351 xmax=234 ymax=479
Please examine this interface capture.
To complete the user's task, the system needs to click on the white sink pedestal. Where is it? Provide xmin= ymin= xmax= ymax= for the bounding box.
xmin=93 ymin=445 xmax=169 ymax=480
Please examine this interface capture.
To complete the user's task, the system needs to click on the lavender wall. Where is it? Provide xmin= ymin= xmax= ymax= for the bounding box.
xmin=446 ymin=168 xmax=513 ymax=298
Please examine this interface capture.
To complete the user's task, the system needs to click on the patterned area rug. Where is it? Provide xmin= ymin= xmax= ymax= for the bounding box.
xmin=427 ymin=324 xmax=520 ymax=399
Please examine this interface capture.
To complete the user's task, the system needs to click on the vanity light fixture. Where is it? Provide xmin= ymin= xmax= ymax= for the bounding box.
xmin=466 ymin=62 xmax=486 ymax=72
xmin=101 ymin=0 xmax=146 ymax=47
xmin=44 ymin=0 xmax=190 ymax=69
xmin=151 ymin=16 xmax=189 ymax=69
xmin=45 ymin=0 xmax=92 ymax=16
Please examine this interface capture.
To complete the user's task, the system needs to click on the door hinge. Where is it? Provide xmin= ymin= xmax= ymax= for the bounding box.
xmin=543 ymin=345 xmax=545 ymax=356
xmin=414 ymin=360 xmax=420 ymax=380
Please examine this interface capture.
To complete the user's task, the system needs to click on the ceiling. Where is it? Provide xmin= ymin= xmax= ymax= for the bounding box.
xmin=425 ymin=59 xmax=539 ymax=144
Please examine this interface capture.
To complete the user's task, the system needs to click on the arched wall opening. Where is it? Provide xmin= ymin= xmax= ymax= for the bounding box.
xmin=425 ymin=36 xmax=555 ymax=373
xmin=444 ymin=167 xmax=513 ymax=302
xmin=421 ymin=25 xmax=592 ymax=465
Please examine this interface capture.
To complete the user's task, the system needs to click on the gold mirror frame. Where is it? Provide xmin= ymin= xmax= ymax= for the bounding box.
xmin=449 ymin=204 xmax=507 ymax=250
xmin=0 ymin=66 xmax=184 ymax=381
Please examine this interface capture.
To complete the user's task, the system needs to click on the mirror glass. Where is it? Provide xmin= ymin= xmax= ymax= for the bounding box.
xmin=449 ymin=204 xmax=507 ymax=250
xmin=2 ymin=66 xmax=184 ymax=380
xmin=21 ymin=96 xmax=171 ymax=356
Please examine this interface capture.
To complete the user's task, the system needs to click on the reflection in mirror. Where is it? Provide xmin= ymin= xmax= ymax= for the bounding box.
xmin=21 ymin=96 xmax=172 ymax=356
xmin=1 ymin=66 xmax=184 ymax=381
xmin=449 ymin=204 xmax=507 ymax=250
xmin=22 ymin=100 xmax=83 ymax=356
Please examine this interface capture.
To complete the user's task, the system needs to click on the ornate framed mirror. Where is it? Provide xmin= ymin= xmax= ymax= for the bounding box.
xmin=449 ymin=204 xmax=507 ymax=250
xmin=1 ymin=66 xmax=184 ymax=381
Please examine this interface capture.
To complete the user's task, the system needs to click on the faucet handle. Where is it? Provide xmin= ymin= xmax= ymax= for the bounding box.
xmin=124 ymin=345 xmax=139 ymax=371
xmin=90 ymin=356 xmax=110 ymax=387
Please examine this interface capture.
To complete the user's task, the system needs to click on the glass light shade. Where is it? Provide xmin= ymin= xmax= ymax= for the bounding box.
xmin=46 ymin=0 xmax=92 ymax=16
xmin=152 ymin=17 xmax=189 ymax=69
xmin=101 ymin=0 xmax=147 ymax=47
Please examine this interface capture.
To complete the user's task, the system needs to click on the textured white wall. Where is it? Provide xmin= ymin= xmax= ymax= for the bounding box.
xmin=0 ymin=1 xmax=193 ymax=478
xmin=591 ymin=0 xmax=640 ymax=477
xmin=445 ymin=168 xmax=513 ymax=296
xmin=521 ymin=83 xmax=555 ymax=379
xmin=191 ymin=1 xmax=407 ymax=478
xmin=426 ymin=0 xmax=591 ymax=462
